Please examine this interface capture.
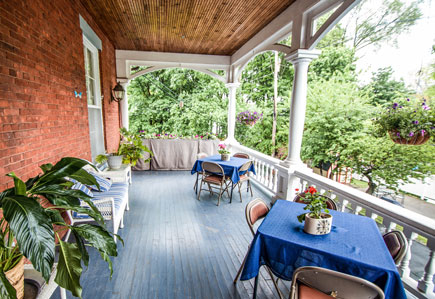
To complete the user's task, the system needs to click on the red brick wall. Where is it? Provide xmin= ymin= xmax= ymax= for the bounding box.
xmin=0 ymin=0 xmax=120 ymax=190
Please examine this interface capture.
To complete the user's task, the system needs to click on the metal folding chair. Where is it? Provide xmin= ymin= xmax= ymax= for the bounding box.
xmin=197 ymin=161 xmax=230 ymax=206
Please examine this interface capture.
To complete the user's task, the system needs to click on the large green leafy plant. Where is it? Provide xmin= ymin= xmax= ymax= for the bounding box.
xmin=96 ymin=128 xmax=153 ymax=166
xmin=0 ymin=157 xmax=120 ymax=298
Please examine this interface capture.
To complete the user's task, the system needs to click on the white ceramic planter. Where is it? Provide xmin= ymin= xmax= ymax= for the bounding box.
xmin=221 ymin=154 xmax=230 ymax=161
xmin=108 ymin=155 xmax=123 ymax=169
xmin=303 ymin=213 xmax=333 ymax=235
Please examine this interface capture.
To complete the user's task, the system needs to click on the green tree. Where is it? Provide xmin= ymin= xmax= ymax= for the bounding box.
xmin=301 ymin=76 xmax=371 ymax=169
xmin=128 ymin=68 xmax=228 ymax=137
xmin=364 ymin=67 xmax=413 ymax=106
xmin=341 ymin=132 xmax=435 ymax=194
xmin=344 ymin=0 xmax=423 ymax=51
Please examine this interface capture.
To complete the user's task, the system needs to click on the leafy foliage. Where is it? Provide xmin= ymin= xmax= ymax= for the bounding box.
xmin=341 ymin=132 xmax=435 ymax=194
xmin=296 ymin=186 xmax=330 ymax=222
xmin=0 ymin=157 xmax=119 ymax=298
xmin=373 ymin=98 xmax=434 ymax=140
xmin=345 ymin=0 xmax=423 ymax=50
xmin=363 ymin=67 xmax=412 ymax=106
xmin=96 ymin=128 xmax=153 ymax=166
xmin=302 ymin=76 xmax=371 ymax=167
xmin=128 ymin=69 xmax=228 ymax=138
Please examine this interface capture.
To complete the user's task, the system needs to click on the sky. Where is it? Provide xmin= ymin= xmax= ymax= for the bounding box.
xmin=343 ymin=0 xmax=435 ymax=90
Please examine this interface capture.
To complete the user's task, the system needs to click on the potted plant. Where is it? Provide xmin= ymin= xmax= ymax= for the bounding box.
xmin=236 ymin=111 xmax=263 ymax=126
xmin=374 ymin=98 xmax=434 ymax=145
xmin=0 ymin=157 xmax=120 ymax=298
xmin=297 ymin=186 xmax=333 ymax=235
xmin=96 ymin=128 xmax=153 ymax=169
xmin=218 ymin=144 xmax=231 ymax=161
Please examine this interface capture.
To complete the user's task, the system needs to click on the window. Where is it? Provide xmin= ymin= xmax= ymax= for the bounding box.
xmin=83 ymin=35 xmax=105 ymax=161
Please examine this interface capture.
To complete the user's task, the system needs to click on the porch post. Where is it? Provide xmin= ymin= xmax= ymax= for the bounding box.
xmin=225 ymin=82 xmax=240 ymax=144
xmin=120 ymin=82 xmax=129 ymax=130
xmin=273 ymin=49 xmax=320 ymax=202
xmin=282 ymin=49 xmax=320 ymax=167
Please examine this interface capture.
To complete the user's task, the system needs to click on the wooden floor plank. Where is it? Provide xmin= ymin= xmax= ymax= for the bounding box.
xmin=52 ymin=171 xmax=284 ymax=299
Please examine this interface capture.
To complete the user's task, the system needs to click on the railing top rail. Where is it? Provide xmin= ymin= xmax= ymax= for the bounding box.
xmin=230 ymin=143 xmax=281 ymax=165
xmin=294 ymin=169 xmax=435 ymax=238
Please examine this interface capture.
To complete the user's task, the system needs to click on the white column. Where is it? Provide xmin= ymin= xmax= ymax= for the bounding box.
xmin=273 ymin=50 xmax=319 ymax=203
xmin=225 ymin=82 xmax=240 ymax=144
xmin=120 ymin=82 xmax=129 ymax=130
xmin=281 ymin=49 xmax=320 ymax=167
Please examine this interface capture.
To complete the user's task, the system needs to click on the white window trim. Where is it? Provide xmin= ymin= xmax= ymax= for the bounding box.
xmin=83 ymin=34 xmax=106 ymax=159
xmin=83 ymin=35 xmax=102 ymax=107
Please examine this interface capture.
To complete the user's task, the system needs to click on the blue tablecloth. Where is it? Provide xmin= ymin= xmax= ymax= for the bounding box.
xmin=191 ymin=155 xmax=256 ymax=184
xmin=240 ymin=200 xmax=406 ymax=299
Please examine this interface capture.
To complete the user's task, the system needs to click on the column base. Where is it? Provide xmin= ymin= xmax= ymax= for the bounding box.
xmin=273 ymin=162 xmax=312 ymax=203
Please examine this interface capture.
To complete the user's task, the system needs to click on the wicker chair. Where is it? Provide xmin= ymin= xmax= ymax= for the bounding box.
xmin=383 ymin=230 xmax=408 ymax=265
xmin=232 ymin=160 xmax=253 ymax=203
xmin=233 ymin=199 xmax=283 ymax=298
xmin=289 ymin=266 xmax=385 ymax=299
xmin=197 ymin=161 xmax=230 ymax=206
xmin=194 ymin=152 xmax=208 ymax=193
xmin=233 ymin=152 xmax=250 ymax=159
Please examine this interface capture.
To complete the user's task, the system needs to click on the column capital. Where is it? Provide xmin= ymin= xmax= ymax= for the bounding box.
xmin=225 ymin=82 xmax=241 ymax=89
xmin=285 ymin=49 xmax=321 ymax=63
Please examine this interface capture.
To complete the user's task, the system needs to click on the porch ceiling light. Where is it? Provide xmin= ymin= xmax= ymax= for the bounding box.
xmin=111 ymin=82 xmax=125 ymax=102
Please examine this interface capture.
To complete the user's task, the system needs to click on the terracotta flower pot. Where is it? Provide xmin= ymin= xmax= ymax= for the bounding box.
xmin=5 ymin=257 xmax=24 ymax=299
xmin=303 ymin=213 xmax=333 ymax=235
xmin=221 ymin=154 xmax=230 ymax=161
xmin=389 ymin=131 xmax=430 ymax=145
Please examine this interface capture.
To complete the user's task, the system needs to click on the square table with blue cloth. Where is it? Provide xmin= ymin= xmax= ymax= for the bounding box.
xmin=191 ymin=154 xmax=256 ymax=184
xmin=240 ymin=200 xmax=406 ymax=299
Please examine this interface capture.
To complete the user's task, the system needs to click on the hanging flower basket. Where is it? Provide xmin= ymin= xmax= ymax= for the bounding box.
xmin=236 ymin=111 xmax=263 ymax=126
xmin=389 ymin=130 xmax=430 ymax=145
xmin=373 ymin=98 xmax=434 ymax=146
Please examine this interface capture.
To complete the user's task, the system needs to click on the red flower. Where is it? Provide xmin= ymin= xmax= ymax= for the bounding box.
xmin=295 ymin=188 xmax=299 ymax=192
xmin=308 ymin=186 xmax=317 ymax=194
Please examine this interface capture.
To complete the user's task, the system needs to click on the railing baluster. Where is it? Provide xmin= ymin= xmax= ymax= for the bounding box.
xmin=264 ymin=164 xmax=270 ymax=186
xmin=399 ymin=232 xmax=418 ymax=278
xmin=268 ymin=167 xmax=273 ymax=189
xmin=253 ymin=159 xmax=258 ymax=180
xmin=387 ymin=222 xmax=396 ymax=233
xmin=259 ymin=161 xmax=264 ymax=184
xmin=417 ymin=249 xmax=435 ymax=294
xmin=273 ymin=167 xmax=277 ymax=192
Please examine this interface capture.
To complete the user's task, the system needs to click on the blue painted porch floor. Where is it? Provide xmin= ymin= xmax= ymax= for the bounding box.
xmin=53 ymin=170 xmax=287 ymax=299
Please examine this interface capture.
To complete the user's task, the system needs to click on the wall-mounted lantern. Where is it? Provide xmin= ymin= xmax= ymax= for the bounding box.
xmin=111 ymin=82 xmax=125 ymax=102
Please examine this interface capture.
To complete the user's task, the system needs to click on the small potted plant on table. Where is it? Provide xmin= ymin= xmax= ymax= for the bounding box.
xmin=374 ymin=98 xmax=434 ymax=145
xmin=297 ymin=186 xmax=333 ymax=235
xmin=97 ymin=128 xmax=153 ymax=169
xmin=218 ymin=144 xmax=231 ymax=161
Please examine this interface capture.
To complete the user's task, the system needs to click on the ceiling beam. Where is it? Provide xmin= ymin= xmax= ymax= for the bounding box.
xmin=230 ymin=0 xmax=320 ymax=67
xmin=116 ymin=50 xmax=231 ymax=81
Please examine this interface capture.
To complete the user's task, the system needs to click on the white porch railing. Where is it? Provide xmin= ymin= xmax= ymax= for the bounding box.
xmin=230 ymin=143 xmax=435 ymax=299
xmin=230 ymin=144 xmax=280 ymax=194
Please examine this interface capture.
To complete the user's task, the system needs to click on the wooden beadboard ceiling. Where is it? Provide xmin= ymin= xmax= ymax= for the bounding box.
xmin=79 ymin=0 xmax=295 ymax=55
